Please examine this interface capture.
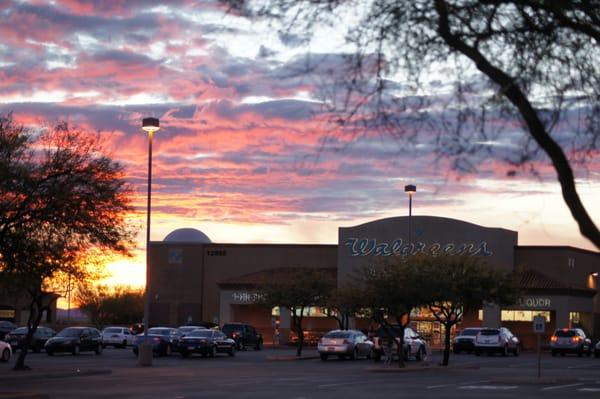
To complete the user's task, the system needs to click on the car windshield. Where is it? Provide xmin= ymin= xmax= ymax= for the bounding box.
xmin=57 ymin=328 xmax=82 ymax=337
xmin=187 ymin=330 xmax=212 ymax=338
xmin=12 ymin=327 xmax=28 ymax=334
xmin=103 ymin=328 xmax=122 ymax=334
xmin=460 ymin=329 xmax=480 ymax=336
xmin=555 ymin=330 xmax=577 ymax=337
xmin=480 ymin=329 xmax=500 ymax=336
xmin=324 ymin=331 xmax=352 ymax=339
xmin=148 ymin=328 xmax=172 ymax=336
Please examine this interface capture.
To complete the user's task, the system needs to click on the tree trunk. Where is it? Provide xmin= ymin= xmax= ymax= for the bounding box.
xmin=294 ymin=315 xmax=304 ymax=357
xmin=13 ymin=296 xmax=43 ymax=371
xmin=442 ymin=322 xmax=453 ymax=366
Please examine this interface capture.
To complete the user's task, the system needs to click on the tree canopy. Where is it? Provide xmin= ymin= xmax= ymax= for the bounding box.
xmin=228 ymin=0 xmax=600 ymax=250
xmin=0 ymin=114 xmax=134 ymax=370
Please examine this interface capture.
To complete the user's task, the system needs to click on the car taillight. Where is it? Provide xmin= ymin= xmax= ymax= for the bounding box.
xmin=572 ymin=336 xmax=580 ymax=343
xmin=153 ymin=337 xmax=161 ymax=342
xmin=232 ymin=332 xmax=237 ymax=338
xmin=550 ymin=336 xmax=557 ymax=342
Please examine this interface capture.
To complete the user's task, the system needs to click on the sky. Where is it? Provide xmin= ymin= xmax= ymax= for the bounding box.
xmin=1 ymin=0 xmax=599 ymax=290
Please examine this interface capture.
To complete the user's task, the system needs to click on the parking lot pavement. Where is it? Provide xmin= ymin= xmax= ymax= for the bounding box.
xmin=1 ymin=349 xmax=600 ymax=398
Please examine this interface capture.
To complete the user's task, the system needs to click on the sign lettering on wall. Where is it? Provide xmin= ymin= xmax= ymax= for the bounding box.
xmin=517 ymin=297 xmax=551 ymax=308
xmin=344 ymin=238 xmax=493 ymax=257
xmin=231 ymin=292 xmax=264 ymax=304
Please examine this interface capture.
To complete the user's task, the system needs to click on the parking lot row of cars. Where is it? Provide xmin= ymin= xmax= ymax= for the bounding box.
xmin=0 ymin=322 xmax=264 ymax=362
xmin=452 ymin=327 xmax=600 ymax=357
xmin=3 ymin=323 xmax=600 ymax=363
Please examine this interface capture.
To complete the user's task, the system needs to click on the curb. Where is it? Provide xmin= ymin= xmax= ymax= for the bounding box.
xmin=489 ymin=378 xmax=578 ymax=385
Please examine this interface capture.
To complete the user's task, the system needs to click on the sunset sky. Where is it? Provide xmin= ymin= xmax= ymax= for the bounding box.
xmin=2 ymin=1 xmax=599 ymax=290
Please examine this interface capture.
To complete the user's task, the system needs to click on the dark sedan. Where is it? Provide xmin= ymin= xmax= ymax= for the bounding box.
xmin=178 ymin=329 xmax=236 ymax=358
xmin=44 ymin=327 xmax=102 ymax=356
xmin=132 ymin=327 xmax=177 ymax=357
xmin=5 ymin=326 xmax=56 ymax=353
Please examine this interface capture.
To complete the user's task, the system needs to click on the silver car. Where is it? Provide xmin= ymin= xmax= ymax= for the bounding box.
xmin=317 ymin=330 xmax=373 ymax=360
xmin=550 ymin=328 xmax=592 ymax=357
xmin=474 ymin=327 xmax=520 ymax=356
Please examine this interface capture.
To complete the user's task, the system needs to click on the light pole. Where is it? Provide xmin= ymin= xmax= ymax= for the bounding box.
xmin=404 ymin=184 xmax=416 ymax=255
xmin=138 ymin=117 xmax=159 ymax=367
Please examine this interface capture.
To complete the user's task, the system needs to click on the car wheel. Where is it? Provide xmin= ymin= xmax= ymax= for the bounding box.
xmin=453 ymin=348 xmax=460 ymax=354
xmin=181 ymin=350 xmax=190 ymax=358
xmin=1 ymin=348 xmax=10 ymax=362
xmin=595 ymin=351 xmax=599 ymax=358
xmin=551 ymin=350 xmax=557 ymax=357
xmin=372 ymin=352 xmax=381 ymax=362
xmin=229 ymin=346 xmax=235 ymax=357
xmin=513 ymin=345 xmax=520 ymax=356
xmin=560 ymin=351 xmax=566 ymax=357
xmin=121 ymin=340 xmax=127 ymax=349
xmin=474 ymin=350 xmax=480 ymax=356
xmin=255 ymin=340 xmax=262 ymax=351
xmin=320 ymin=353 xmax=328 ymax=361
xmin=72 ymin=344 xmax=80 ymax=356
xmin=33 ymin=343 xmax=42 ymax=354
xmin=210 ymin=345 xmax=217 ymax=358
xmin=416 ymin=346 xmax=425 ymax=361
xmin=95 ymin=344 xmax=103 ymax=355
xmin=577 ymin=348 xmax=583 ymax=357
xmin=47 ymin=350 xmax=54 ymax=356
xmin=164 ymin=344 xmax=172 ymax=357
xmin=237 ymin=341 xmax=245 ymax=351
xmin=350 ymin=347 xmax=358 ymax=360
xmin=366 ymin=348 xmax=372 ymax=359
xmin=586 ymin=348 xmax=591 ymax=357
xmin=502 ymin=345 xmax=508 ymax=357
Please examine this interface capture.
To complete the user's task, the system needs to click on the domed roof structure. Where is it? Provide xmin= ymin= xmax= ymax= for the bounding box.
xmin=163 ymin=228 xmax=212 ymax=243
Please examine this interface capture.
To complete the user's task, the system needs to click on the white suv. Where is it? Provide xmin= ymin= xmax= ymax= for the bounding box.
xmin=101 ymin=327 xmax=135 ymax=348
xmin=474 ymin=327 xmax=520 ymax=356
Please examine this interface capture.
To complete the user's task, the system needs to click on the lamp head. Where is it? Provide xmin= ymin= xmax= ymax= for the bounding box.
xmin=592 ymin=272 xmax=599 ymax=277
xmin=142 ymin=117 xmax=160 ymax=133
xmin=404 ymin=184 xmax=417 ymax=195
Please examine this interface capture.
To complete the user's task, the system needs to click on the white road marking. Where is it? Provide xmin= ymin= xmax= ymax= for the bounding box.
xmin=427 ymin=380 xmax=489 ymax=389
xmin=578 ymin=388 xmax=600 ymax=392
xmin=568 ymin=363 xmax=596 ymax=369
xmin=507 ymin=362 xmax=535 ymax=368
xmin=542 ymin=383 xmax=585 ymax=391
xmin=459 ymin=385 xmax=518 ymax=390
xmin=318 ymin=381 xmax=366 ymax=389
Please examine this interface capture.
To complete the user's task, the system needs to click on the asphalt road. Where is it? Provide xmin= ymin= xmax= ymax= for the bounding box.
xmin=1 ymin=347 xmax=600 ymax=398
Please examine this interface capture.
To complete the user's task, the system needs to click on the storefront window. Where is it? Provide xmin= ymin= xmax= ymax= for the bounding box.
xmin=569 ymin=312 xmax=580 ymax=324
xmin=271 ymin=307 xmax=280 ymax=317
xmin=501 ymin=310 xmax=550 ymax=322
xmin=477 ymin=310 xmax=550 ymax=322
xmin=292 ymin=307 xmax=329 ymax=317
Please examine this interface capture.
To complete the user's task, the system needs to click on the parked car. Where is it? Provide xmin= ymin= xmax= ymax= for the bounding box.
xmin=474 ymin=327 xmax=520 ymax=356
xmin=595 ymin=340 xmax=600 ymax=358
xmin=221 ymin=323 xmax=263 ymax=350
xmin=5 ymin=326 xmax=56 ymax=353
xmin=452 ymin=327 xmax=482 ymax=354
xmin=44 ymin=327 xmax=103 ymax=356
xmin=0 ymin=340 xmax=12 ymax=362
xmin=178 ymin=329 xmax=236 ymax=358
xmin=132 ymin=327 xmax=178 ymax=356
xmin=371 ymin=325 xmax=427 ymax=361
xmin=101 ymin=326 xmax=136 ymax=348
xmin=317 ymin=329 xmax=373 ymax=361
xmin=0 ymin=321 xmax=17 ymax=341
xmin=550 ymin=328 xmax=592 ymax=357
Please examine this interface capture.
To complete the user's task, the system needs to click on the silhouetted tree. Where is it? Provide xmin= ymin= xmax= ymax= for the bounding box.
xmin=0 ymin=114 xmax=134 ymax=370
xmin=260 ymin=268 xmax=335 ymax=356
xmin=227 ymin=0 xmax=600 ymax=250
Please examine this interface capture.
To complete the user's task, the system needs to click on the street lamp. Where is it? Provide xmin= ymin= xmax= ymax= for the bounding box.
xmin=138 ymin=117 xmax=160 ymax=367
xmin=404 ymin=184 xmax=416 ymax=254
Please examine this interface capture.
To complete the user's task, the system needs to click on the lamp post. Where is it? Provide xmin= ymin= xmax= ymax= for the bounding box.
xmin=138 ymin=117 xmax=160 ymax=367
xmin=404 ymin=184 xmax=416 ymax=254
